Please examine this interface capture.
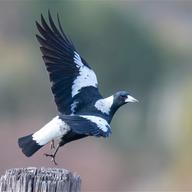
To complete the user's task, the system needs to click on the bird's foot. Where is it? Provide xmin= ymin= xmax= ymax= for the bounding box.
xmin=44 ymin=153 xmax=58 ymax=165
xmin=44 ymin=144 xmax=60 ymax=165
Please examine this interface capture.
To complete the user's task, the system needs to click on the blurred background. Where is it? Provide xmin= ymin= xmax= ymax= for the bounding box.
xmin=0 ymin=1 xmax=192 ymax=191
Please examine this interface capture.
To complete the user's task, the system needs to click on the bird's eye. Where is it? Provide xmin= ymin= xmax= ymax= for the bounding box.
xmin=120 ymin=95 xmax=127 ymax=99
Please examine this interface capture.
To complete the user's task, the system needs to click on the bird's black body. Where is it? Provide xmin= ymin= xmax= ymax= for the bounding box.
xmin=18 ymin=12 xmax=138 ymax=164
xmin=59 ymin=130 xmax=87 ymax=147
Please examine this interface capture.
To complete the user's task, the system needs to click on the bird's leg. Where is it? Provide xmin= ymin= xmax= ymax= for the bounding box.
xmin=44 ymin=144 xmax=60 ymax=165
xmin=50 ymin=139 xmax=55 ymax=149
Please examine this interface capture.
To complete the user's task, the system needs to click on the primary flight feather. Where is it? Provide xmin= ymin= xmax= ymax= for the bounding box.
xmin=18 ymin=12 xmax=138 ymax=165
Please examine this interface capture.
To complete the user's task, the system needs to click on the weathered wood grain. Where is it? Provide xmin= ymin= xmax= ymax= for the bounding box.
xmin=0 ymin=167 xmax=81 ymax=192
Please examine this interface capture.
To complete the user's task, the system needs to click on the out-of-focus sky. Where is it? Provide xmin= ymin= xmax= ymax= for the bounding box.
xmin=0 ymin=1 xmax=192 ymax=191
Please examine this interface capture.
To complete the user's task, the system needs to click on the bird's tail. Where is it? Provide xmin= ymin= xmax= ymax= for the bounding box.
xmin=18 ymin=134 xmax=43 ymax=157
xmin=18 ymin=116 xmax=68 ymax=157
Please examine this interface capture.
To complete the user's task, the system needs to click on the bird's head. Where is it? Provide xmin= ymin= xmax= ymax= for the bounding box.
xmin=113 ymin=91 xmax=138 ymax=108
xmin=94 ymin=91 xmax=138 ymax=122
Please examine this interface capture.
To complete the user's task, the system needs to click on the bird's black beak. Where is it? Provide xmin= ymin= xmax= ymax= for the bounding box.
xmin=125 ymin=95 xmax=138 ymax=103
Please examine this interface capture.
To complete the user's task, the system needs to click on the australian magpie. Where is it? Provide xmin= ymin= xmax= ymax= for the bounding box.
xmin=18 ymin=12 xmax=138 ymax=165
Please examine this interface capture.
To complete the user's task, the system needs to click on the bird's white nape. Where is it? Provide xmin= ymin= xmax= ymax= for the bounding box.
xmin=72 ymin=52 xmax=98 ymax=98
xmin=32 ymin=116 xmax=70 ymax=146
xmin=94 ymin=95 xmax=114 ymax=115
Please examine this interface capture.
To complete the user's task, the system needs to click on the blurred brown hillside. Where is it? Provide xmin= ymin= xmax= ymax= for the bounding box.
xmin=0 ymin=1 xmax=192 ymax=191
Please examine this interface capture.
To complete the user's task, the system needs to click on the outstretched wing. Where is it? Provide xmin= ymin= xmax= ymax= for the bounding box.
xmin=36 ymin=12 xmax=102 ymax=114
xmin=60 ymin=115 xmax=111 ymax=137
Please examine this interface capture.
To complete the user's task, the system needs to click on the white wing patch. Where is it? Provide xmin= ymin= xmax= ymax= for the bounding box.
xmin=80 ymin=115 xmax=110 ymax=133
xmin=74 ymin=51 xmax=83 ymax=67
xmin=32 ymin=116 xmax=70 ymax=146
xmin=71 ymin=101 xmax=79 ymax=114
xmin=94 ymin=95 xmax=114 ymax=115
xmin=72 ymin=52 xmax=98 ymax=98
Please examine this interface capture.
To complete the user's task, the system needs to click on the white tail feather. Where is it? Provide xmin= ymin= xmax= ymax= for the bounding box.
xmin=32 ymin=116 xmax=70 ymax=146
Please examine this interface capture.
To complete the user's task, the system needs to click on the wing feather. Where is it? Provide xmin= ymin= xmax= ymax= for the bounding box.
xmin=60 ymin=115 xmax=111 ymax=137
xmin=36 ymin=12 xmax=102 ymax=114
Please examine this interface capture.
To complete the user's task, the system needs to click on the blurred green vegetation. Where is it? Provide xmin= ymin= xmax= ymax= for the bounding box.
xmin=1 ymin=1 xmax=192 ymax=191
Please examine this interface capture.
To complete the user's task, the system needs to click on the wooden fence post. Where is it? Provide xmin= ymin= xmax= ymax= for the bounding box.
xmin=0 ymin=167 xmax=81 ymax=192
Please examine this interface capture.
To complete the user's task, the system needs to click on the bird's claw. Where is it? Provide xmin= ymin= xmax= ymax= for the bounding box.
xmin=44 ymin=153 xmax=58 ymax=165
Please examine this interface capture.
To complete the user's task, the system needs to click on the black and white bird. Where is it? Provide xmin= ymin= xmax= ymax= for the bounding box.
xmin=18 ymin=12 xmax=138 ymax=165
